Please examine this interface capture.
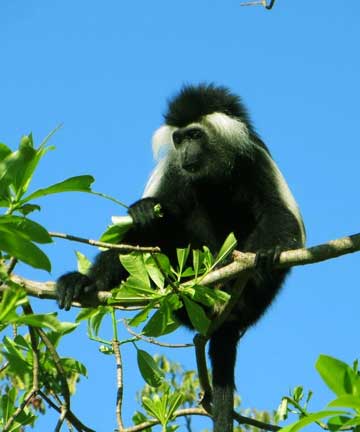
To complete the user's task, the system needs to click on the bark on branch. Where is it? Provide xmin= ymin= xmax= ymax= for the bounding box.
xmin=1 ymin=232 xmax=360 ymax=308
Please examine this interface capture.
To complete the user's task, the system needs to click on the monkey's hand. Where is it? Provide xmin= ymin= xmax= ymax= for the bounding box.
xmin=56 ymin=272 xmax=99 ymax=311
xmin=254 ymin=246 xmax=282 ymax=274
xmin=128 ymin=197 xmax=163 ymax=233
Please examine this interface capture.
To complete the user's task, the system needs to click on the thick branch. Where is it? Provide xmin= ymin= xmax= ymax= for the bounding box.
xmin=2 ymin=233 xmax=360 ymax=308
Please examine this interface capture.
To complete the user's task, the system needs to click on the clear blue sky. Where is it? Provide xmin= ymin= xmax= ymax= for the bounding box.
xmin=1 ymin=1 xmax=360 ymax=431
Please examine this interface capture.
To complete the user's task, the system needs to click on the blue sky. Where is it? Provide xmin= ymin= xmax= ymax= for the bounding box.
xmin=1 ymin=1 xmax=360 ymax=430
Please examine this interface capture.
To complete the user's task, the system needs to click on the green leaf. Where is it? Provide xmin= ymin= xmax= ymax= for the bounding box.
xmin=142 ymin=296 xmax=180 ymax=337
xmin=328 ymin=395 xmax=360 ymax=411
xmin=142 ymin=395 xmax=163 ymax=422
xmin=202 ymin=246 xmax=215 ymax=270
xmin=182 ymin=296 xmax=210 ymax=335
xmin=0 ymin=142 xmax=12 ymax=160
xmin=214 ymin=232 xmax=237 ymax=266
xmin=0 ymin=137 xmax=37 ymax=196
xmin=167 ymin=392 xmax=184 ymax=420
xmin=22 ymin=175 xmax=95 ymax=203
xmin=0 ymin=387 xmax=17 ymax=423
xmin=327 ymin=415 xmax=353 ymax=431
xmin=18 ymin=203 xmax=41 ymax=216
xmin=176 ymin=247 xmax=190 ymax=274
xmin=120 ymin=253 xmax=150 ymax=286
xmin=128 ymin=303 xmax=154 ymax=327
xmin=279 ymin=410 xmax=347 ymax=432
xmin=76 ymin=308 xmax=99 ymax=322
xmin=0 ymin=230 xmax=51 ymax=271
xmin=182 ymin=284 xmax=230 ymax=307
xmin=2 ymin=336 xmax=31 ymax=381
xmin=316 ymin=355 xmax=360 ymax=396
xmin=144 ymin=253 xmax=171 ymax=289
xmin=60 ymin=357 xmax=88 ymax=377
xmin=76 ymin=251 xmax=92 ymax=274
xmin=16 ymin=135 xmax=55 ymax=199
xmin=109 ymin=285 xmax=155 ymax=304
xmin=192 ymin=249 xmax=202 ymax=279
xmin=0 ymin=215 xmax=52 ymax=243
xmin=100 ymin=216 xmax=133 ymax=243
xmin=120 ymin=275 xmax=155 ymax=295
xmin=88 ymin=307 xmax=112 ymax=336
xmin=137 ymin=349 xmax=164 ymax=387
xmin=0 ymin=287 xmax=26 ymax=323
xmin=13 ymin=313 xmax=78 ymax=333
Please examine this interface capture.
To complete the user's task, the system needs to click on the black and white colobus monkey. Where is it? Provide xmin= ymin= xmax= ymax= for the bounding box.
xmin=57 ymin=83 xmax=305 ymax=432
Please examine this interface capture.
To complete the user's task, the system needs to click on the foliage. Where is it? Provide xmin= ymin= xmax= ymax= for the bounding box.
xmin=0 ymin=129 xmax=94 ymax=271
xmin=276 ymin=355 xmax=360 ymax=432
xmin=0 ymin=132 xmax=93 ymax=431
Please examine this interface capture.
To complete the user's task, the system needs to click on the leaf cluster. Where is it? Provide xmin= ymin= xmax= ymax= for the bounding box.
xmin=277 ymin=355 xmax=360 ymax=432
xmin=0 ymin=130 xmax=94 ymax=271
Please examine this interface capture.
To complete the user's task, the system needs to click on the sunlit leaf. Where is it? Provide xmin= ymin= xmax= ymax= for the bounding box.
xmin=22 ymin=175 xmax=94 ymax=203
xmin=182 ymin=296 xmax=210 ymax=335
xmin=76 ymin=251 xmax=92 ymax=274
xmin=0 ymin=230 xmax=51 ymax=271
xmin=0 ymin=215 xmax=52 ymax=243
xmin=316 ymin=355 xmax=360 ymax=396
xmin=99 ymin=218 xmax=133 ymax=243
xmin=279 ymin=410 xmax=346 ymax=432
xmin=137 ymin=349 xmax=164 ymax=387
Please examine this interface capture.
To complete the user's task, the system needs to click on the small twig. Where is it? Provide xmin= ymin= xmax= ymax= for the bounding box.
xmin=234 ymin=411 xmax=280 ymax=431
xmin=120 ymin=407 xmax=280 ymax=432
xmin=49 ymin=231 xmax=161 ymax=253
xmin=55 ymin=408 xmax=68 ymax=432
xmin=240 ymin=0 xmax=276 ymax=8
xmin=121 ymin=408 xmax=210 ymax=432
xmin=265 ymin=0 xmax=276 ymax=9
xmin=111 ymin=309 xmax=125 ymax=431
xmin=6 ymin=257 xmax=18 ymax=275
xmin=112 ymin=339 xmax=125 ymax=431
xmin=122 ymin=319 xmax=193 ymax=348
xmin=23 ymin=303 xmax=71 ymax=408
xmin=39 ymin=391 xmax=95 ymax=432
xmin=0 ymin=362 xmax=9 ymax=373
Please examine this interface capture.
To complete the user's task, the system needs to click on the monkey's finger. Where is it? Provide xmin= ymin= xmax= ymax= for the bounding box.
xmin=63 ymin=286 xmax=75 ymax=311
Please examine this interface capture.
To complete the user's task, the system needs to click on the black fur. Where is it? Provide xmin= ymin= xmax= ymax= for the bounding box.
xmin=165 ymin=83 xmax=254 ymax=130
xmin=56 ymin=84 xmax=305 ymax=432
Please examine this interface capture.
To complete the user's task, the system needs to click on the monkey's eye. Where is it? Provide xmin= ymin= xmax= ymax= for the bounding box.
xmin=187 ymin=128 xmax=204 ymax=140
xmin=172 ymin=130 xmax=182 ymax=146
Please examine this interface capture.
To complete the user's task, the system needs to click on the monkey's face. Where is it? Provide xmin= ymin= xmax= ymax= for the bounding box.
xmin=172 ymin=125 xmax=213 ymax=179
xmin=171 ymin=124 xmax=236 ymax=182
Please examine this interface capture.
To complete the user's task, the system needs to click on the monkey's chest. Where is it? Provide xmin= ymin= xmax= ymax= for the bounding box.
xmin=184 ymin=200 xmax=256 ymax=252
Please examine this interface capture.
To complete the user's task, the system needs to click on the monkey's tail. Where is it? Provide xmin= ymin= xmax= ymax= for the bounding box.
xmin=208 ymin=323 xmax=239 ymax=432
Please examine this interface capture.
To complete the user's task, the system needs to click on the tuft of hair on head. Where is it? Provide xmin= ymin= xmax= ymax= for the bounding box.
xmin=164 ymin=83 xmax=253 ymax=128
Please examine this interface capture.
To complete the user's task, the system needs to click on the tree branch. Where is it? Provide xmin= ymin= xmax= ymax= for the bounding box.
xmin=49 ymin=231 xmax=160 ymax=253
xmin=240 ymin=0 xmax=276 ymax=9
xmin=2 ymin=233 xmax=360 ymax=309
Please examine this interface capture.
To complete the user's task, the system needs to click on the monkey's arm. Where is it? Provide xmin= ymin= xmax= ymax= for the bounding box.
xmin=56 ymin=197 xmax=169 ymax=310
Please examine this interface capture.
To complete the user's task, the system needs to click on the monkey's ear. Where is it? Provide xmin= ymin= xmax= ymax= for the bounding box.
xmin=152 ymin=125 xmax=176 ymax=159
